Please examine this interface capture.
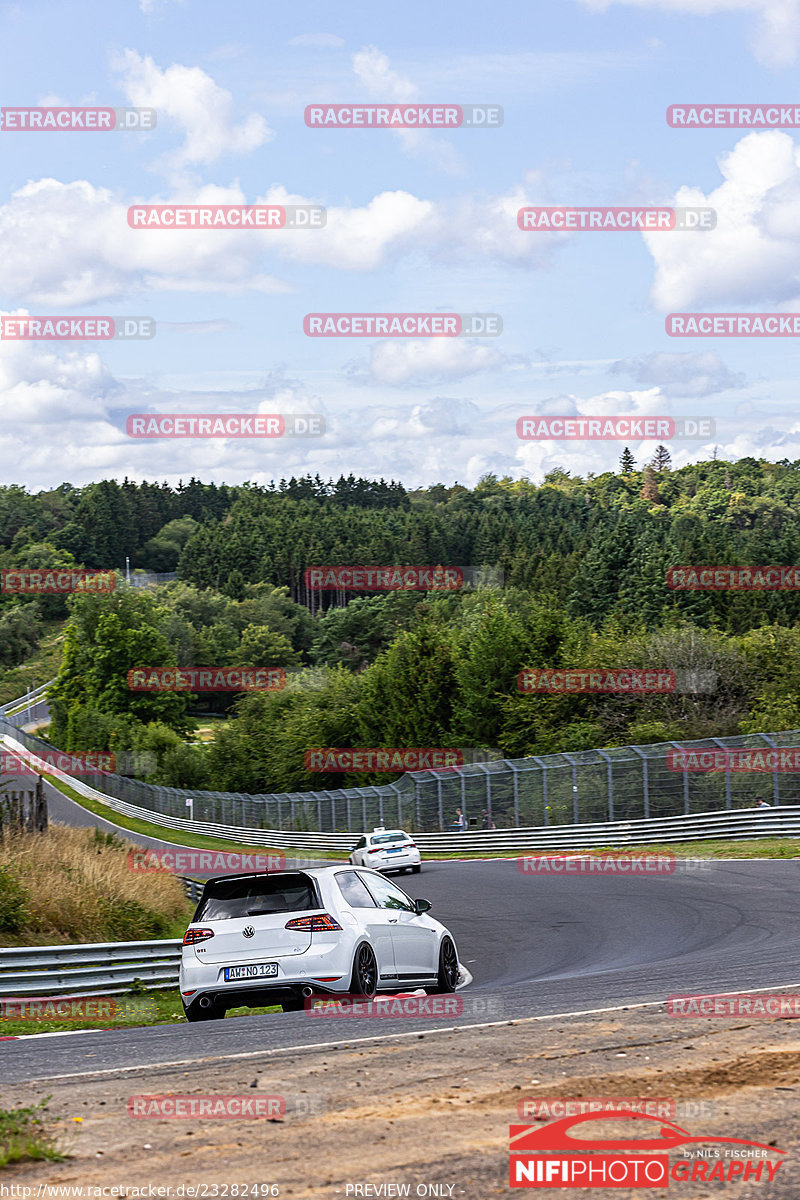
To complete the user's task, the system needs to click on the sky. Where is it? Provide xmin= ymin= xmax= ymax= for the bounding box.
xmin=2 ymin=0 xmax=800 ymax=491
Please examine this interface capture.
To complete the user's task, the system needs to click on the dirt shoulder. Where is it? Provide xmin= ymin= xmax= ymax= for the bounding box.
xmin=3 ymin=1006 xmax=799 ymax=1198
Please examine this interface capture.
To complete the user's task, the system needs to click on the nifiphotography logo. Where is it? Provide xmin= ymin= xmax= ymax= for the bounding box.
xmin=508 ymin=1111 xmax=785 ymax=1188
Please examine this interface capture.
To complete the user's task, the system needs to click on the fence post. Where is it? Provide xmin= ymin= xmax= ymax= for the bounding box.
xmin=437 ymin=773 xmax=444 ymax=831
xmin=630 ymin=746 xmax=649 ymax=819
xmin=507 ymin=761 xmax=520 ymax=827
xmin=531 ymin=756 xmax=548 ymax=825
xmin=562 ymin=753 xmax=579 ymax=823
xmin=668 ymin=741 xmax=690 ymax=814
xmin=388 ymin=782 xmax=403 ymax=827
xmin=597 ymin=749 xmax=613 ymax=821
xmin=759 ymin=734 xmax=781 ymax=806
xmin=712 ymin=738 xmax=732 ymax=809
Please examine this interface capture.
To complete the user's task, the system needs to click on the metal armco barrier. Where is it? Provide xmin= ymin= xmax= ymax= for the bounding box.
xmin=0 ymin=939 xmax=183 ymax=998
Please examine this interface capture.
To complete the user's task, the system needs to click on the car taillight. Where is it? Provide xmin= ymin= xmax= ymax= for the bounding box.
xmin=183 ymin=927 xmax=215 ymax=945
xmin=406 ymin=843 xmax=416 ymax=849
xmin=285 ymin=914 xmax=343 ymax=931
xmin=367 ymin=847 xmax=383 ymax=854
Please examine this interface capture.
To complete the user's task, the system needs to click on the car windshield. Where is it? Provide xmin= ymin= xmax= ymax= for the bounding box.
xmin=195 ymin=873 xmax=320 ymax=921
xmin=371 ymin=833 xmax=408 ymax=845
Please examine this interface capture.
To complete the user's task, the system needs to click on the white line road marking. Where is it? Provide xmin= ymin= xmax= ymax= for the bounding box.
xmin=21 ymin=979 xmax=800 ymax=1082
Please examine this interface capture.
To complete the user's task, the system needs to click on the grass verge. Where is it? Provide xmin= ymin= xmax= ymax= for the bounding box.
xmin=0 ymin=988 xmax=280 ymax=1036
xmin=0 ymin=825 xmax=193 ymax=947
xmin=0 ymin=1099 xmax=65 ymax=1167
xmin=427 ymin=838 xmax=800 ymax=859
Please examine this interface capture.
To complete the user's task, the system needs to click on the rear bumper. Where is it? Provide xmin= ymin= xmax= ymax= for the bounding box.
xmin=181 ymin=980 xmax=346 ymax=1010
xmin=375 ymin=851 xmax=421 ymax=870
xmin=180 ymin=943 xmax=350 ymax=1001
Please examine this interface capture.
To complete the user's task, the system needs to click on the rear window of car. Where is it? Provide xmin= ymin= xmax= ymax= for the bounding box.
xmin=195 ymin=873 xmax=320 ymax=921
xmin=334 ymin=871 xmax=377 ymax=908
xmin=370 ymin=833 xmax=409 ymax=845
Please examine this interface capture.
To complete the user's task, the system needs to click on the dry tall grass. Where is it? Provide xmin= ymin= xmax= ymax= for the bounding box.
xmin=0 ymin=824 xmax=193 ymax=945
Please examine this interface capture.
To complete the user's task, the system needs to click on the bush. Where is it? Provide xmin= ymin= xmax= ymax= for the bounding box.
xmin=0 ymin=867 xmax=30 ymax=933
xmin=0 ymin=825 xmax=192 ymax=945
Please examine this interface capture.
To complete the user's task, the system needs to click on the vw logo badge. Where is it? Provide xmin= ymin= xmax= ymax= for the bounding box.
xmin=243 ymin=925 xmax=255 ymax=938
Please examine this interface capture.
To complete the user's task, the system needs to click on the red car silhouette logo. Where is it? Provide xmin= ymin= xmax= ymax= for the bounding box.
xmin=510 ymin=1110 xmax=785 ymax=1155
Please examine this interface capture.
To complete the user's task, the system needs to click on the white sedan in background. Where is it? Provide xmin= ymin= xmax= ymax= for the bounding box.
xmin=349 ymin=828 xmax=422 ymax=874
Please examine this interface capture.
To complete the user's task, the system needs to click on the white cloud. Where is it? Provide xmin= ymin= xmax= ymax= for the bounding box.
xmin=610 ymin=351 xmax=747 ymax=396
xmin=577 ymin=0 xmax=800 ymax=67
xmin=0 ymin=179 xmax=300 ymax=305
xmin=644 ymin=131 xmax=800 ymax=309
xmin=288 ymin=33 xmax=345 ymax=48
xmin=112 ymin=49 xmax=272 ymax=176
xmin=346 ymin=339 xmax=522 ymax=387
xmin=0 ymin=163 xmax=593 ymax=306
xmin=280 ymin=189 xmax=435 ymax=270
xmin=351 ymin=45 xmax=465 ymax=174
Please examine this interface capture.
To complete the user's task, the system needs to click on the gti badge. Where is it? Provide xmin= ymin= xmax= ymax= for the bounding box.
xmin=243 ymin=926 xmax=255 ymax=938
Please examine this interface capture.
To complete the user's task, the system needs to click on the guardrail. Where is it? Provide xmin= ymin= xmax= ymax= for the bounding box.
xmin=0 ymin=939 xmax=183 ymax=998
xmin=0 ymin=680 xmax=53 ymax=721
xmin=0 ymin=880 xmax=203 ymax=1001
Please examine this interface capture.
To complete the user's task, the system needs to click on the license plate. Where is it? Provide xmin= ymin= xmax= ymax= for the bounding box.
xmin=387 ymin=848 xmax=404 ymax=854
xmin=223 ymin=963 xmax=278 ymax=981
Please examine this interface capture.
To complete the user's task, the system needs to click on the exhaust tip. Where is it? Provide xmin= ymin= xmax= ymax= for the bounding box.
xmin=198 ymin=995 xmax=213 ymax=1008
xmin=301 ymin=986 xmax=314 ymax=998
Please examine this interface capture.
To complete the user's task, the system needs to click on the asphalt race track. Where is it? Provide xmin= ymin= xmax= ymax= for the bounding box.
xmin=3 ymin=776 xmax=800 ymax=1085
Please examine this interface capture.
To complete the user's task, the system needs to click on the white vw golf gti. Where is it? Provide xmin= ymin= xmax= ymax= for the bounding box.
xmin=180 ymin=866 xmax=460 ymax=1021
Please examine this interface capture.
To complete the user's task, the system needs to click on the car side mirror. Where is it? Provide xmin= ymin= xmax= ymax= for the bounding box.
xmin=414 ymin=898 xmax=432 ymax=914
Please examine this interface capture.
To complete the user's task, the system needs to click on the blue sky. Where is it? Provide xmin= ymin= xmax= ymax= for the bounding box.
xmin=2 ymin=0 xmax=800 ymax=489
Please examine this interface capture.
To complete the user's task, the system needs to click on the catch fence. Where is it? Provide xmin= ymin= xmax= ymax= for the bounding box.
xmin=2 ymin=714 xmax=799 ymax=834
